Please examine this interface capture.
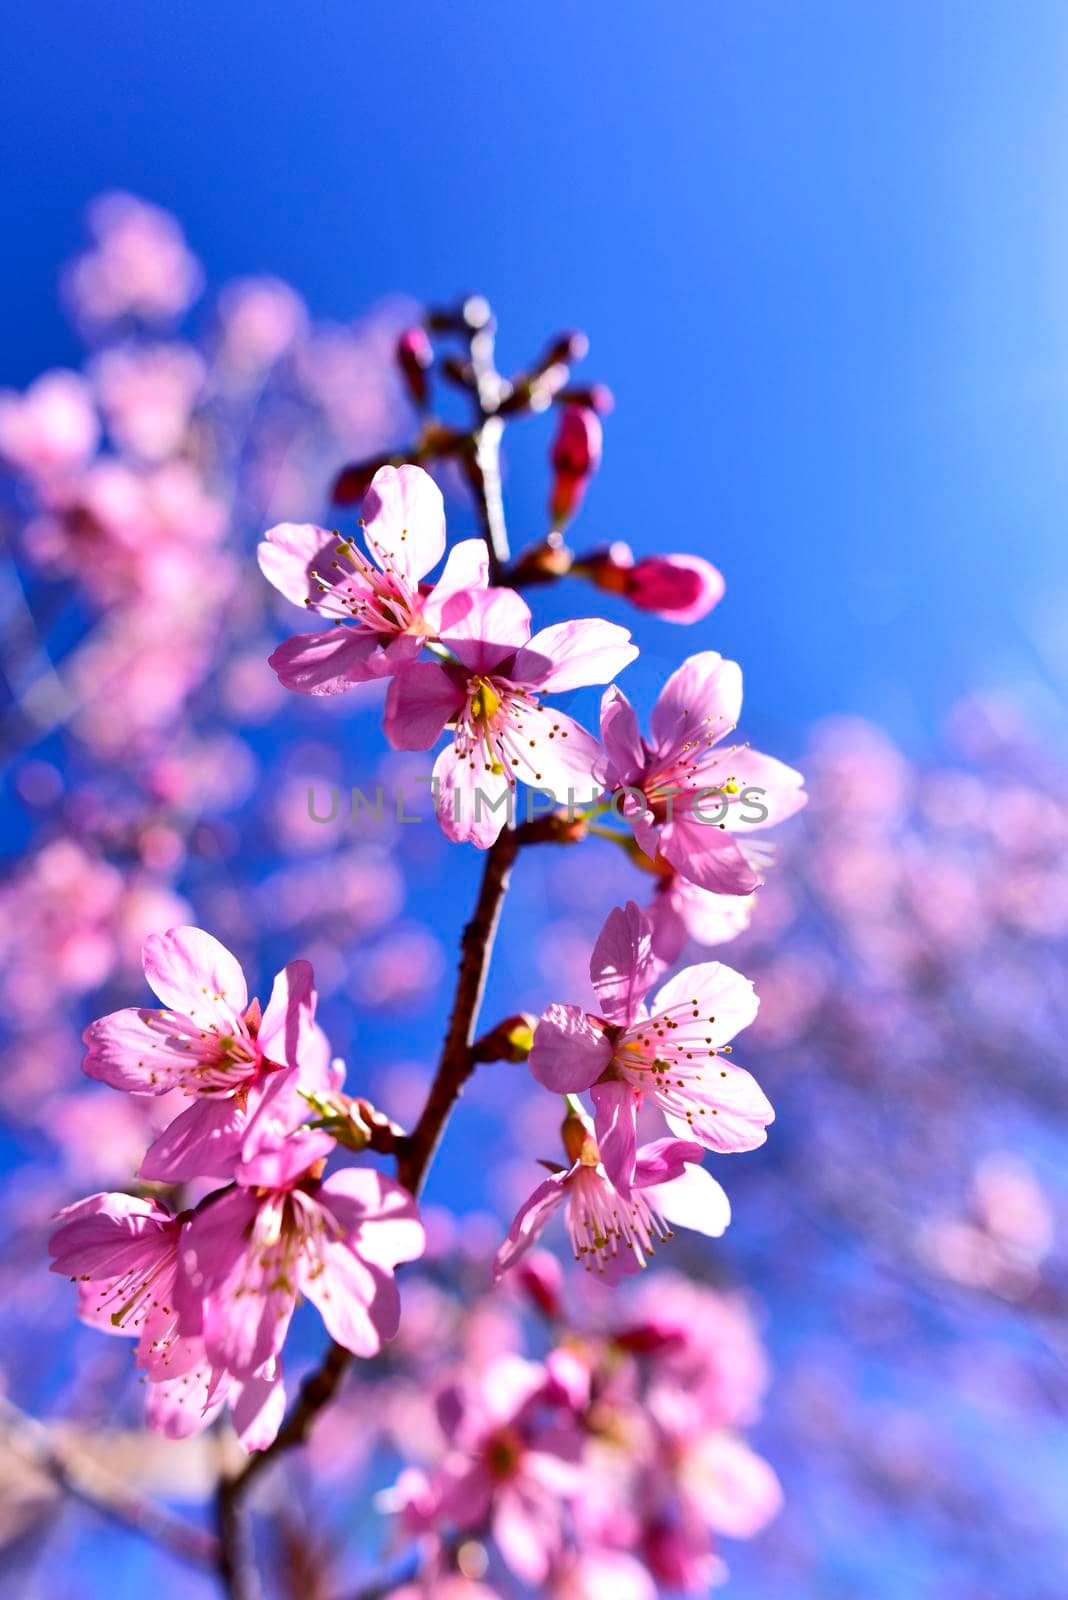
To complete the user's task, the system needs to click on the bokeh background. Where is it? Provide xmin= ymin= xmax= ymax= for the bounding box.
xmin=2 ymin=4 xmax=1067 ymax=1597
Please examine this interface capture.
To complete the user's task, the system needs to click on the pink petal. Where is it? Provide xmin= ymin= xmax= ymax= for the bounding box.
xmin=664 ymin=1066 xmax=774 ymax=1153
xmin=257 ymin=522 xmax=368 ymax=613
xmin=493 ymin=1480 xmax=560 ymax=1586
xmin=48 ymin=1192 xmax=174 ymax=1281
xmin=660 ymin=815 xmax=763 ymax=895
xmin=142 ymin=927 xmax=247 ymax=1026
xmin=651 ymin=960 xmax=760 ymax=1045
xmin=184 ymin=1190 xmax=294 ymax=1376
xmin=83 ymin=1007 xmax=192 ymax=1094
xmin=145 ymin=1360 xmax=226 ymax=1441
xmin=589 ymin=902 xmax=660 ymax=1025
xmin=319 ymin=1167 xmax=426 ymax=1270
xmin=493 ymin=1175 xmax=569 ymax=1280
xmin=139 ymin=1096 xmax=246 ymax=1183
xmin=649 ymin=651 xmax=742 ymax=753
xmin=529 ymin=1004 xmax=612 ymax=1093
xmin=257 ymin=959 xmax=317 ymax=1067
xmin=504 ymin=701 xmax=604 ymax=796
xmin=599 ymin=684 xmax=645 ymax=787
xmin=646 ymin=1162 xmax=731 ymax=1237
xmin=590 ymin=1080 xmax=639 ymax=1191
xmin=513 ymin=617 xmax=638 ymax=692
xmin=722 ymin=746 xmax=807 ymax=830
xmin=384 ymin=662 xmax=466 ymax=751
xmin=433 ymin=741 xmax=514 ymax=848
xmin=682 ymin=1432 xmax=783 ymax=1536
xmin=301 ymin=1241 xmax=395 ymax=1356
xmin=230 ymin=1358 xmax=287 ymax=1452
xmin=361 ymin=463 xmax=446 ymax=584
xmin=268 ymin=626 xmax=390 ymax=695
xmin=633 ymin=1136 xmax=705 ymax=1187
xmin=439 ymin=586 xmax=531 ymax=673
xmin=419 ymin=537 xmax=490 ymax=635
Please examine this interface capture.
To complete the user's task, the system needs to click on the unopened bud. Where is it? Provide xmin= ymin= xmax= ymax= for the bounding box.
xmin=332 ymin=456 xmax=388 ymax=506
xmin=299 ymin=1089 xmax=404 ymax=1153
xmin=516 ymin=1250 xmax=564 ymax=1318
xmin=471 ymin=1013 xmax=538 ymax=1064
xmin=579 ymin=543 xmax=725 ymax=624
xmin=561 ymin=1110 xmax=591 ymax=1164
xmin=549 ymin=405 xmax=603 ymax=530
xmin=396 ymin=326 xmax=433 ymax=408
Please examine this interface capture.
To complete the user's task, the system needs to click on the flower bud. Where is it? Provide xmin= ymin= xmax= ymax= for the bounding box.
xmin=471 ymin=1013 xmax=538 ymax=1064
xmin=548 ymin=405 xmax=603 ymax=530
xmin=580 ymin=542 xmax=725 ymax=623
xmin=516 ymin=1249 xmax=564 ymax=1318
xmin=396 ymin=326 xmax=433 ymax=408
xmin=331 ymin=455 xmax=388 ymax=506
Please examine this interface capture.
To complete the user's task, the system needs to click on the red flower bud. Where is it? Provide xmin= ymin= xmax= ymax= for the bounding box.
xmin=332 ymin=457 xmax=385 ymax=505
xmin=548 ymin=405 xmax=603 ymax=529
xmin=581 ymin=542 xmax=725 ymax=623
xmin=396 ymin=326 xmax=433 ymax=408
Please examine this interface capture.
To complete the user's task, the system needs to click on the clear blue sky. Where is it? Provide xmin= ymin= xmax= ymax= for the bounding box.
xmin=5 ymin=2 xmax=1068 ymax=753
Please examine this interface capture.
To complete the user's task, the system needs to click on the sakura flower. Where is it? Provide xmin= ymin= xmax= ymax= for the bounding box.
xmin=48 ymin=1192 xmax=197 ymax=1382
xmin=178 ymin=1153 xmax=424 ymax=1377
xmin=385 ymin=587 xmax=637 ymax=846
xmin=581 ymin=541 xmax=725 ymax=623
xmin=0 ymin=370 xmax=99 ymax=481
xmin=63 ymin=191 xmax=203 ymax=327
xmin=529 ymin=902 xmax=770 ymax=1188
xmin=83 ymin=927 xmax=331 ymax=1183
xmin=92 ymin=342 xmax=205 ymax=461
xmin=216 ymin=277 xmax=309 ymax=377
xmin=259 ymin=463 xmax=489 ymax=695
xmin=433 ymin=1355 xmax=584 ymax=1586
xmin=48 ymin=1192 xmax=285 ymax=1450
xmin=495 ymin=1110 xmax=729 ymax=1280
xmin=600 ymin=651 xmax=805 ymax=895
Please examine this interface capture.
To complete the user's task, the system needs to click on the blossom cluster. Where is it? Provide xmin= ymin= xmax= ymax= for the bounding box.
xmin=50 ymin=927 xmax=424 ymax=1448
xmin=8 ymin=197 xmax=817 ymax=1597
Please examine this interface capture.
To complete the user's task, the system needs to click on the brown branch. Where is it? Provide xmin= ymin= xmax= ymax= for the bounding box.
xmin=212 ymin=815 xmax=579 ymax=1595
xmin=0 ymin=1395 xmax=219 ymax=1568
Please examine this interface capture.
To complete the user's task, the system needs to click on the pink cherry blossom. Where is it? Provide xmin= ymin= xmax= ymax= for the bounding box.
xmin=0 ymin=371 xmax=99 ymax=481
xmin=48 ymin=1192 xmax=197 ymax=1382
xmin=260 ymin=463 xmax=489 ymax=694
xmin=495 ymin=1114 xmax=729 ymax=1280
xmin=178 ymin=1161 xmax=425 ymax=1376
xmin=600 ymin=651 xmax=805 ymax=894
xmin=583 ymin=540 xmax=725 ymax=623
xmin=385 ymin=587 xmax=637 ymax=846
xmin=92 ymin=342 xmax=205 ymax=461
xmin=63 ymin=192 xmax=203 ymax=327
xmin=48 ymin=1192 xmax=285 ymax=1450
xmin=216 ymin=277 xmax=309 ymax=377
xmin=83 ymin=927 xmax=331 ymax=1182
xmin=529 ymin=902 xmax=770 ymax=1188
xmin=433 ymin=1355 xmax=584 ymax=1585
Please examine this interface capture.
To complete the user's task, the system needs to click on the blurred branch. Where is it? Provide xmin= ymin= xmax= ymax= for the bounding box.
xmin=0 ymin=1395 xmax=218 ymax=1567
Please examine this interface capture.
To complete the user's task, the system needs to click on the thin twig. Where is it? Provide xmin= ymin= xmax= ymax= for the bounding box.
xmin=0 ymin=1395 xmax=219 ymax=1567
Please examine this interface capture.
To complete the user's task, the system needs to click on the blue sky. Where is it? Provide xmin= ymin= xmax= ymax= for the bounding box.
xmin=4 ymin=1 xmax=1068 ymax=755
